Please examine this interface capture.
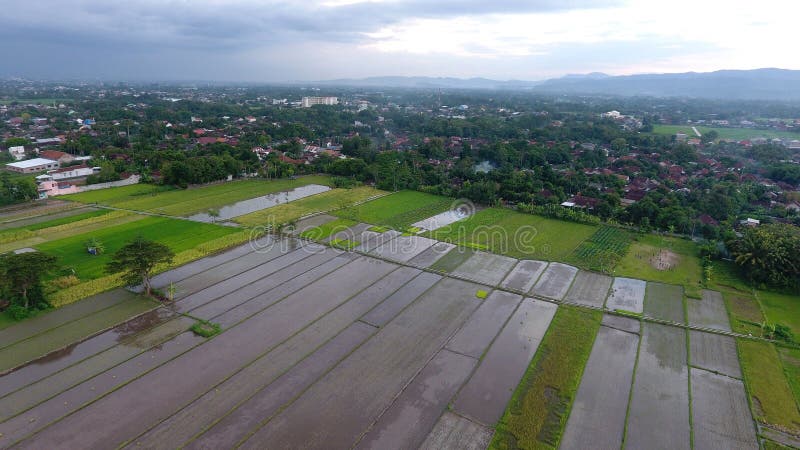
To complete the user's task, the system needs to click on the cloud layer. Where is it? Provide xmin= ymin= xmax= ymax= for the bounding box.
xmin=0 ymin=0 xmax=796 ymax=81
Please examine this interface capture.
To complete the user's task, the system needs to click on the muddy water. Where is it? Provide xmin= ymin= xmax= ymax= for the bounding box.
xmin=532 ymin=262 xmax=578 ymax=299
xmin=0 ymin=307 xmax=175 ymax=398
xmin=237 ymin=277 xmax=481 ymax=450
xmin=361 ymin=271 xmax=438 ymax=326
xmin=129 ymin=266 xmax=420 ymax=449
xmin=691 ymin=368 xmax=757 ymax=450
xmin=561 ymin=326 xmax=639 ymax=450
xmin=625 ymin=322 xmax=690 ymax=449
xmin=447 ymin=290 xmax=522 ymax=358
xmin=355 ymin=349 xmax=477 ymax=450
xmin=0 ymin=328 xmax=204 ymax=447
xmin=419 ymin=412 xmax=493 ymax=450
xmin=501 ymin=259 xmax=548 ymax=293
xmin=605 ymin=277 xmax=647 ymax=314
xmin=565 ymin=270 xmax=613 ymax=307
xmin=186 ymin=184 xmax=330 ymax=222
xmin=452 ymin=299 xmax=557 ymax=426
xmin=13 ymin=257 xmax=397 ymax=449
xmin=451 ymin=251 xmax=518 ymax=286
xmin=184 ymin=322 xmax=377 ymax=449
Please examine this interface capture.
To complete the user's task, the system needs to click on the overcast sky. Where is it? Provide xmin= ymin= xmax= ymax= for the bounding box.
xmin=1 ymin=0 xmax=797 ymax=82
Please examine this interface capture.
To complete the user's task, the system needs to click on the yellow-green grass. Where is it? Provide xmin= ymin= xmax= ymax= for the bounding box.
xmin=61 ymin=176 xmax=333 ymax=217
xmin=50 ymin=229 xmax=258 ymax=307
xmin=329 ymin=238 xmax=359 ymax=250
xmin=778 ymin=347 xmax=800 ymax=414
xmin=738 ymin=339 xmax=800 ymax=434
xmin=234 ymin=186 xmax=382 ymax=227
xmin=298 ymin=218 xmax=357 ymax=240
xmin=490 ymin=306 xmax=602 ymax=450
xmin=429 ymin=207 xmax=596 ymax=261
xmin=756 ymin=290 xmax=800 ymax=337
xmin=724 ymin=292 xmax=765 ymax=335
xmin=36 ymin=217 xmax=238 ymax=281
xmin=651 ymin=124 xmax=800 ymax=141
xmin=334 ymin=190 xmax=452 ymax=230
xmin=0 ymin=211 xmax=147 ymax=253
xmin=616 ymin=234 xmax=703 ymax=298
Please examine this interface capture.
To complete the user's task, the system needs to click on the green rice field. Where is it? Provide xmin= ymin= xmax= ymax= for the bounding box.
xmin=335 ymin=190 xmax=452 ymax=230
xmin=652 ymin=124 xmax=800 ymax=141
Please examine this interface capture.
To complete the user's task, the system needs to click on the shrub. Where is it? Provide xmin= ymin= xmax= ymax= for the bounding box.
xmin=190 ymin=320 xmax=221 ymax=338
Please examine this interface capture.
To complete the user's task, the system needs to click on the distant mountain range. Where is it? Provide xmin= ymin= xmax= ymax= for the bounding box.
xmin=312 ymin=68 xmax=800 ymax=100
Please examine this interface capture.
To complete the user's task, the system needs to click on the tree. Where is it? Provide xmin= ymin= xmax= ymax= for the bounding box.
xmin=729 ymin=223 xmax=800 ymax=288
xmin=0 ymin=252 xmax=57 ymax=310
xmin=106 ymin=236 xmax=174 ymax=296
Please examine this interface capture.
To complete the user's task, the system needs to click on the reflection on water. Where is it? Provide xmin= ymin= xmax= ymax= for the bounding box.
xmin=187 ymin=184 xmax=331 ymax=222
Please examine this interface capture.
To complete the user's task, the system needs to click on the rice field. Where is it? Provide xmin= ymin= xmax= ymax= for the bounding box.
xmin=334 ymin=190 xmax=453 ymax=230
xmin=61 ymin=176 xmax=333 ymax=217
xmin=566 ymin=226 xmax=632 ymax=272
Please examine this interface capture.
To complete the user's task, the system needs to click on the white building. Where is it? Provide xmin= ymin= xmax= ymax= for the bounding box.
xmin=301 ymin=96 xmax=338 ymax=108
xmin=8 ymin=146 xmax=25 ymax=160
xmin=5 ymin=158 xmax=59 ymax=174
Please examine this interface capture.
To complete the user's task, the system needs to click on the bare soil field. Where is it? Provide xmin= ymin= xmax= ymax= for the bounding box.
xmin=689 ymin=330 xmax=742 ymax=378
xmin=451 ymin=251 xmax=518 ymax=285
xmin=500 ymin=259 xmax=547 ymax=292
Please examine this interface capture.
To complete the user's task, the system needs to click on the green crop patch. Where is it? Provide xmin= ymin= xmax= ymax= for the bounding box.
xmin=616 ymin=234 xmax=703 ymax=298
xmin=299 ymin=218 xmax=357 ymax=241
xmin=430 ymin=207 xmax=595 ymax=261
xmin=738 ymin=339 xmax=800 ymax=435
xmin=567 ymin=226 xmax=631 ymax=272
xmin=329 ymin=238 xmax=359 ymax=250
xmin=62 ymin=176 xmax=333 ymax=217
xmin=476 ymin=289 xmax=489 ymax=299
xmin=190 ymin=320 xmax=221 ymax=338
xmin=35 ymin=217 xmax=238 ymax=281
xmin=490 ymin=306 xmax=601 ymax=450
xmin=336 ymin=190 xmax=452 ymax=229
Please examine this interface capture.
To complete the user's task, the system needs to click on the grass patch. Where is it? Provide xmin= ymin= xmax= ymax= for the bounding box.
xmin=234 ymin=186 xmax=381 ymax=227
xmin=616 ymin=234 xmax=703 ymax=298
xmin=566 ymin=226 xmax=632 ymax=272
xmin=298 ymin=218 xmax=357 ymax=241
xmin=61 ymin=176 xmax=333 ymax=217
xmin=328 ymin=238 xmax=359 ymax=250
xmin=429 ymin=207 xmax=596 ymax=261
xmin=777 ymin=346 xmax=800 ymax=414
xmin=36 ymin=217 xmax=238 ymax=281
xmin=756 ymin=290 xmax=800 ymax=338
xmin=476 ymin=289 xmax=489 ymax=299
xmin=190 ymin=320 xmax=221 ymax=338
xmin=738 ymin=339 xmax=800 ymax=435
xmin=724 ymin=292 xmax=765 ymax=335
xmin=490 ymin=306 xmax=602 ymax=450
xmin=367 ymin=225 xmax=391 ymax=233
xmin=335 ymin=190 xmax=452 ymax=230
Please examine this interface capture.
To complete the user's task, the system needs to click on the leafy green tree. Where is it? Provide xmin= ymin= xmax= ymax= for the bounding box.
xmin=106 ymin=236 xmax=174 ymax=296
xmin=729 ymin=223 xmax=800 ymax=288
xmin=0 ymin=252 xmax=57 ymax=310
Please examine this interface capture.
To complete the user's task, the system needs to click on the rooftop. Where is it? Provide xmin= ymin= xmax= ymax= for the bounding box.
xmin=6 ymin=158 xmax=58 ymax=169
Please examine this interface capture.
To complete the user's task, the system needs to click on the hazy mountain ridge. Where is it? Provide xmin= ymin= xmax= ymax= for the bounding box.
xmin=312 ymin=69 xmax=800 ymax=100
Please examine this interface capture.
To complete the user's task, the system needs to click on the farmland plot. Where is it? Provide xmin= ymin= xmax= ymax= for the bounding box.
xmin=428 ymin=247 xmax=475 ymax=272
xmin=601 ymin=314 xmax=641 ymax=334
xmin=361 ymin=271 xmax=442 ymax=327
xmin=687 ymin=290 xmax=731 ymax=331
xmin=644 ymin=282 xmax=685 ymax=323
xmin=561 ymin=326 xmax=639 ymax=450
xmin=625 ymin=323 xmax=690 ymax=450
xmin=447 ymin=290 xmax=521 ymax=359
xmin=13 ymin=257 xmax=398 ymax=449
xmin=354 ymin=349 xmax=477 ymax=450
xmin=532 ymin=262 xmax=578 ymax=299
xmin=236 ymin=277 xmax=482 ymax=449
xmin=137 ymin=265 xmax=423 ymax=449
xmin=291 ymin=213 xmax=336 ymax=235
xmin=407 ymin=241 xmax=456 ymax=267
xmin=451 ymin=251 xmax=518 ymax=285
xmin=564 ymin=270 xmax=613 ymax=307
xmin=500 ymin=259 xmax=547 ymax=293
xmin=691 ymin=368 xmax=758 ymax=450
xmin=689 ymin=330 xmax=742 ymax=378
xmin=605 ymin=277 xmax=647 ymax=314
xmin=369 ymin=234 xmax=437 ymax=262
xmin=452 ymin=299 xmax=557 ymax=425
xmin=420 ymin=412 xmax=493 ymax=450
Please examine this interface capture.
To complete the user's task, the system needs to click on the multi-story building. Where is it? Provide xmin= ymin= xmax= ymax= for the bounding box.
xmin=301 ymin=96 xmax=338 ymax=108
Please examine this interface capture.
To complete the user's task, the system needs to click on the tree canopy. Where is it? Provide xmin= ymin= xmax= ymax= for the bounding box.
xmin=106 ymin=236 xmax=174 ymax=296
